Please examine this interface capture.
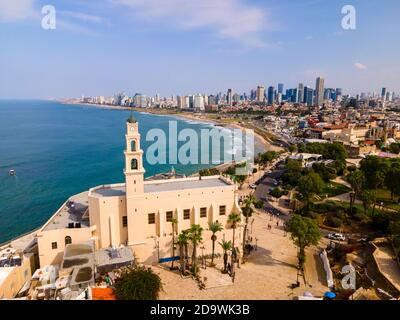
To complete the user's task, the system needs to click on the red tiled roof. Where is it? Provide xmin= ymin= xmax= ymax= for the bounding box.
xmin=91 ymin=288 xmax=117 ymax=300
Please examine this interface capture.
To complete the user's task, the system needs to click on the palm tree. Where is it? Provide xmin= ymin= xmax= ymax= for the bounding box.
xmin=347 ymin=170 xmax=365 ymax=212
xmin=188 ymin=224 xmax=203 ymax=274
xmin=228 ymin=212 xmax=241 ymax=263
xmin=170 ymin=218 xmax=178 ymax=269
xmin=241 ymin=195 xmax=255 ymax=261
xmin=219 ymin=240 xmax=232 ymax=273
xmin=177 ymin=230 xmax=189 ymax=275
xmin=208 ymin=221 xmax=223 ymax=266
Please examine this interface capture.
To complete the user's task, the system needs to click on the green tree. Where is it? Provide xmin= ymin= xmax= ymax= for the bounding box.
xmin=241 ymin=194 xmax=255 ymax=261
xmin=360 ymin=189 xmax=375 ymax=215
xmin=297 ymin=171 xmax=324 ymax=212
xmin=199 ymin=168 xmax=220 ymax=176
xmin=288 ymin=144 xmax=297 ymax=153
xmin=114 ymin=267 xmax=162 ymax=300
xmin=177 ymin=230 xmax=189 ymax=275
xmin=208 ymin=221 xmax=223 ymax=266
xmin=287 ymin=215 xmax=321 ymax=273
xmin=385 ymin=165 xmax=400 ymax=200
xmin=219 ymin=240 xmax=232 ymax=273
xmin=347 ymin=170 xmax=365 ymax=211
xmin=360 ymin=156 xmax=390 ymax=190
xmin=228 ymin=212 xmax=241 ymax=263
xmin=188 ymin=224 xmax=203 ymax=274
xmin=270 ymin=187 xmax=283 ymax=199
xmin=282 ymin=159 xmax=303 ymax=186
xmin=233 ymin=174 xmax=247 ymax=189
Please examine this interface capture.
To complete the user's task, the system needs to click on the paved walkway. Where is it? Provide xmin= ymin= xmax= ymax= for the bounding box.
xmin=156 ymin=212 xmax=328 ymax=300
xmin=373 ymin=245 xmax=400 ymax=292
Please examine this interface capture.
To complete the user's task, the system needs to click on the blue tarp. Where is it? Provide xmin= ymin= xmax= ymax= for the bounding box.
xmin=159 ymin=256 xmax=180 ymax=263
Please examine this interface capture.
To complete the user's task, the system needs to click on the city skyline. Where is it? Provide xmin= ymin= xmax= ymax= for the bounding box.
xmin=0 ymin=0 xmax=400 ymax=98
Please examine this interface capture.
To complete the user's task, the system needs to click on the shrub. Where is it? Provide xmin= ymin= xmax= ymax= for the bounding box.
xmin=353 ymin=212 xmax=367 ymax=222
xmin=326 ymin=215 xmax=343 ymax=228
xmin=254 ymin=200 xmax=264 ymax=209
xmin=270 ymin=187 xmax=283 ymax=199
xmin=114 ymin=267 xmax=162 ymax=300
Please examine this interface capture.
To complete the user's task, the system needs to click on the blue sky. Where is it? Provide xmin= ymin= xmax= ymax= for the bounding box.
xmin=0 ymin=0 xmax=399 ymax=99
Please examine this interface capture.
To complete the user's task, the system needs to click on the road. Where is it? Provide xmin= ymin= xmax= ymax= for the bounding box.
xmin=254 ymin=167 xmax=289 ymax=219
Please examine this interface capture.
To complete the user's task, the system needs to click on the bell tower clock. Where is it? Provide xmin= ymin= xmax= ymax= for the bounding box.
xmin=124 ymin=112 xmax=145 ymax=197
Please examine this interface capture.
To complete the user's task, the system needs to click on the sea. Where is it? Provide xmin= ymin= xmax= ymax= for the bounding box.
xmin=0 ymin=100 xmax=264 ymax=244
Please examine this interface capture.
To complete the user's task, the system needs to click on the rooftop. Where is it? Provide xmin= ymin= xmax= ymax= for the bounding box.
xmin=144 ymin=176 xmax=231 ymax=193
xmin=91 ymin=176 xmax=232 ymax=198
xmin=42 ymin=192 xmax=90 ymax=231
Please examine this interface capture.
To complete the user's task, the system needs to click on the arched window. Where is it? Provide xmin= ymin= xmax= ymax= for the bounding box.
xmin=131 ymin=140 xmax=136 ymax=152
xmin=65 ymin=236 xmax=72 ymax=245
xmin=131 ymin=158 xmax=138 ymax=170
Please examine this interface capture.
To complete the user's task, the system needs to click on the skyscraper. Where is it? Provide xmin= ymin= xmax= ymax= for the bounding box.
xmin=304 ymin=86 xmax=314 ymax=106
xmin=335 ymin=88 xmax=343 ymax=102
xmin=267 ymin=86 xmax=275 ymax=105
xmin=227 ymin=89 xmax=233 ymax=106
xmin=298 ymin=83 xmax=304 ymax=103
xmin=256 ymin=86 xmax=265 ymax=102
xmin=194 ymin=94 xmax=205 ymax=111
xmin=315 ymin=77 xmax=325 ymax=106
xmin=381 ymin=88 xmax=387 ymax=100
xmin=278 ymin=83 xmax=284 ymax=95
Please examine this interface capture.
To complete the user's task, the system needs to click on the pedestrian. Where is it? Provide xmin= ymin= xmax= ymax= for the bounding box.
xmin=276 ymin=221 xmax=279 ymax=227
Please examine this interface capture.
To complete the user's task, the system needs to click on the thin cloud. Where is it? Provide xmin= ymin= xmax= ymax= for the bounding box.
xmin=59 ymin=11 xmax=103 ymax=23
xmin=354 ymin=62 xmax=367 ymax=70
xmin=114 ymin=0 xmax=269 ymax=47
xmin=0 ymin=0 xmax=35 ymax=22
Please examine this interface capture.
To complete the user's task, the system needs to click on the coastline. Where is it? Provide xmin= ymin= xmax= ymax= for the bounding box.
xmin=61 ymin=101 xmax=279 ymax=153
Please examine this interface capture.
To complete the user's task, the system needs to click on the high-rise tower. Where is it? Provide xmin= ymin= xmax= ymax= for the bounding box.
xmin=315 ymin=76 xmax=325 ymax=106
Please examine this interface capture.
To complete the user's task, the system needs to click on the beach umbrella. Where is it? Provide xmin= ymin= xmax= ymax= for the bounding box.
xmin=324 ymin=292 xmax=336 ymax=299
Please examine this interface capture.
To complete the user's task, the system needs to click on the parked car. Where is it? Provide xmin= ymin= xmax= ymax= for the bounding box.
xmin=249 ymin=184 xmax=257 ymax=189
xmin=327 ymin=233 xmax=346 ymax=241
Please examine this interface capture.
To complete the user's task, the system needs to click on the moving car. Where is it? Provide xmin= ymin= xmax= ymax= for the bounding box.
xmin=327 ymin=233 xmax=346 ymax=241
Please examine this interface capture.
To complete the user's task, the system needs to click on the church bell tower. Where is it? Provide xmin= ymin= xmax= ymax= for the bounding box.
xmin=124 ymin=112 xmax=145 ymax=197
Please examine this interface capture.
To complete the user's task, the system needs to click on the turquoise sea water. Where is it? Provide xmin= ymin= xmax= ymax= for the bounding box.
xmin=0 ymin=100 xmax=263 ymax=244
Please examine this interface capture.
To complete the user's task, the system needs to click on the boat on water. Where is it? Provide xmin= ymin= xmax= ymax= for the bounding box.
xmin=9 ymin=169 xmax=15 ymax=176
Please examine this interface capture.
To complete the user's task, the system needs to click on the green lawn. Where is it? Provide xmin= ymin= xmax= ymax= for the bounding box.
xmin=319 ymin=182 xmax=351 ymax=198
xmin=374 ymin=188 xmax=400 ymax=211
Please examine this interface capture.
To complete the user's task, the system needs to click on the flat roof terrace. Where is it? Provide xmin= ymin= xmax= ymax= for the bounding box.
xmin=144 ymin=176 xmax=231 ymax=193
xmin=90 ymin=176 xmax=233 ymax=198
xmin=42 ymin=192 xmax=90 ymax=231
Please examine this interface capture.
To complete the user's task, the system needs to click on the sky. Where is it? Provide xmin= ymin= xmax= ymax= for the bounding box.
xmin=0 ymin=0 xmax=399 ymax=99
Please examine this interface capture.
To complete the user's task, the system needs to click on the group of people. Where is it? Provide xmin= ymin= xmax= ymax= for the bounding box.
xmin=267 ymin=220 xmax=280 ymax=230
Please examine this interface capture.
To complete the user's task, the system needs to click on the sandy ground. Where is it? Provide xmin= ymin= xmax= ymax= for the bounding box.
xmin=155 ymin=211 xmax=328 ymax=300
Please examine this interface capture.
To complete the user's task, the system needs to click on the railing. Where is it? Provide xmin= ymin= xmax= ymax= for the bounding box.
xmin=0 ymin=226 xmax=41 ymax=249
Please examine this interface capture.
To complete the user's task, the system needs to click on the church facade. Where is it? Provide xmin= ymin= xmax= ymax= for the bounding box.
xmin=37 ymin=116 xmax=242 ymax=267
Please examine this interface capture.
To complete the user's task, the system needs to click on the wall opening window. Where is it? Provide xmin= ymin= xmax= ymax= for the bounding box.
xmin=131 ymin=158 xmax=138 ymax=170
xmin=200 ymin=207 xmax=207 ymax=218
xmin=219 ymin=205 xmax=226 ymax=216
xmin=122 ymin=216 xmax=128 ymax=227
xmin=183 ymin=209 xmax=190 ymax=220
xmin=166 ymin=211 xmax=173 ymax=222
xmin=148 ymin=213 xmax=156 ymax=224
xmin=131 ymin=140 xmax=136 ymax=152
xmin=51 ymin=242 xmax=57 ymax=250
xmin=64 ymin=236 xmax=72 ymax=245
